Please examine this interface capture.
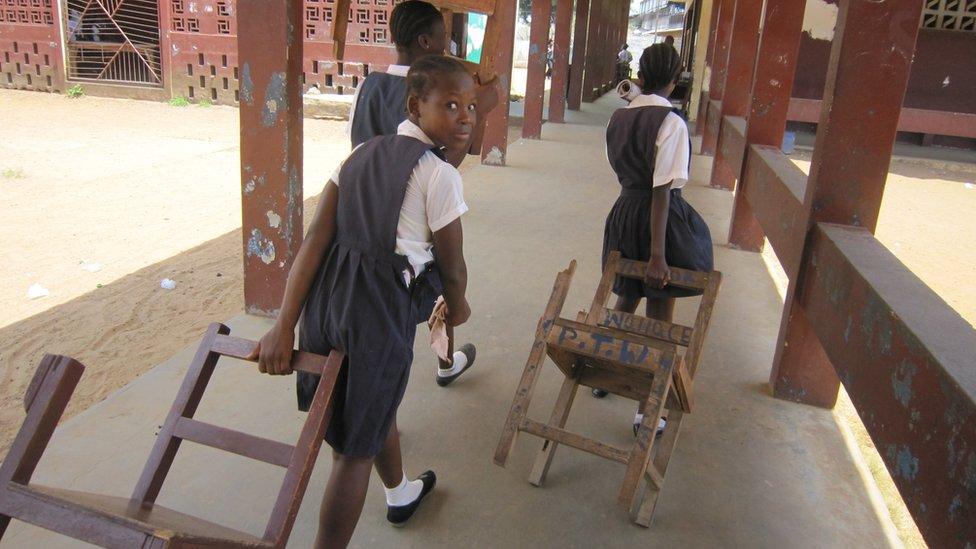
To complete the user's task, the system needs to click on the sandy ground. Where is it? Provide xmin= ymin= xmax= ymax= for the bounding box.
xmin=791 ymin=152 xmax=976 ymax=324
xmin=0 ymin=90 xmax=973 ymax=546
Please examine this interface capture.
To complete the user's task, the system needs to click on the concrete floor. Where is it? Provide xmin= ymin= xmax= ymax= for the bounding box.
xmin=4 ymin=96 xmax=901 ymax=548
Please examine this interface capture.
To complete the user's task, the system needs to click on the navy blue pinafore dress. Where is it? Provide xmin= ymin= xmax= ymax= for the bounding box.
xmin=349 ymin=73 xmax=444 ymax=324
xmin=297 ymin=134 xmax=436 ymax=457
xmin=602 ymin=105 xmax=714 ymax=299
xmin=350 ymin=72 xmax=408 ymax=148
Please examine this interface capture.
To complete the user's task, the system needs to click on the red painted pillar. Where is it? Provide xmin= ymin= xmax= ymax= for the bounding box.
xmin=727 ymin=0 xmax=807 ymax=251
xmin=708 ymin=0 xmax=762 ymax=190
xmin=237 ymin=0 xmax=304 ymax=316
xmin=523 ymin=0 xmax=553 ymax=138
xmin=581 ymin=0 xmax=602 ymax=102
xmin=615 ymin=0 xmax=626 ymax=90
xmin=481 ymin=0 xmax=518 ymax=165
xmin=693 ymin=0 xmax=722 ymax=135
xmin=700 ymin=0 xmax=735 ymax=155
xmin=549 ymin=0 xmax=574 ymax=122
xmin=441 ymin=8 xmax=454 ymax=40
xmin=567 ymin=0 xmax=590 ymax=111
xmin=771 ymin=0 xmax=925 ymax=408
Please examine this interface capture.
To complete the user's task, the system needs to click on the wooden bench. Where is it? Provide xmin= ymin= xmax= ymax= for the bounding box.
xmin=0 ymin=322 xmax=343 ymax=548
xmin=494 ymin=252 xmax=722 ymax=527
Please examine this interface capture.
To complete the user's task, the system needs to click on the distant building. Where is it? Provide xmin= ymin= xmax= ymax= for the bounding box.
xmin=631 ymin=0 xmax=686 ymax=43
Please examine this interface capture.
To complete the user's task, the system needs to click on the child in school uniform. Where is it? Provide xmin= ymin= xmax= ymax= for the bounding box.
xmin=349 ymin=0 xmax=499 ymax=157
xmin=251 ymin=56 xmax=477 ymax=548
xmin=595 ymin=44 xmax=714 ymax=433
xmin=347 ymin=0 xmax=498 ymax=387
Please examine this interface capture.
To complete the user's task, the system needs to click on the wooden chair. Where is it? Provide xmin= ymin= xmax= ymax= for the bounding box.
xmin=494 ymin=252 xmax=722 ymax=527
xmin=0 ymin=323 xmax=344 ymax=548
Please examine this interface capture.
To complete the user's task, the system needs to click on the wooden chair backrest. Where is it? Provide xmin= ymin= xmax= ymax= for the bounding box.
xmin=129 ymin=322 xmax=342 ymax=547
xmin=587 ymin=251 xmax=722 ymax=378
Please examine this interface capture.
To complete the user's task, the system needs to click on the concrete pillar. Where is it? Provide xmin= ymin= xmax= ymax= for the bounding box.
xmin=442 ymin=8 xmax=454 ymax=40
xmin=567 ymin=0 xmax=590 ymax=110
xmin=770 ymin=0 xmax=925 ymax=408
xmin=237 ymin=0 xmax=304 ymax=316
xmin=708 ymin=0 xmax=763 ymax=190
xmin=581 ymin=0 xmax=602 ymax=102
xmin=480 ymin=0 xmax=518 ymax=165
xmin=523 ymin=0 xmax=553 ymax=138
xmin=692 ymin=0 xmax=720 ymax=133
xmin=548 ymin=0 xmax=574 ymax=123
xmin=727 ymin=0 xmax=807 ymax=251
xmin=700 ymin=0 xmax=734 ymax=155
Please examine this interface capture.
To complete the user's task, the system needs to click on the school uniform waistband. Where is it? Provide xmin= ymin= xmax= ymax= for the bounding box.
xmin=618 ymin=187 xmax=682 ymax=199
xmin=619 ymin=188 xmax=650 ymax=198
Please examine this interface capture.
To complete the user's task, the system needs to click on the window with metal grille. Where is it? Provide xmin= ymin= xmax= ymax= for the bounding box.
xmin=64 ymin=0 xmax=162 ymax=85
xmin=922 ymin=0 xmax=976 ymax=32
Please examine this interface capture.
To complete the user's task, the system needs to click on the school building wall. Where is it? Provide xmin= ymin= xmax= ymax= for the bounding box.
xmin=0 ymin=0 xmax=66 ymax=93
xmin=789 ymin=0 xmax=976 ymax=148
xmin=0 ymin=0 xmax=399 ymax=105
xmin=793 ymin=28 xmax=976 ymax=115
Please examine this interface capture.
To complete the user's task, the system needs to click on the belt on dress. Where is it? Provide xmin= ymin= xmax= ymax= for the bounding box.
xmin=619 ymin=187 xmax=652 ymax=198
xmin=618 ymin=187 xmax=682 ymax=199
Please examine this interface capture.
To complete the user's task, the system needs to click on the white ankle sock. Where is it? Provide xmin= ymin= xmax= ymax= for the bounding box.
xmin=633 ymin=413 xmax=667 ymax=431
xmin=385 ymin=473 xmax=423 ymax=507
xmin=437 ymin=351 xmax=468 ymax=377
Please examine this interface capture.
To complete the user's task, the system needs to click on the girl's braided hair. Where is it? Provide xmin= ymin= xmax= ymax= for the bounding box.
xmin=391 ymin=1 xmax=443 ymax=50
xmin=406 ymin=55 xmax=470 ymax=99
xmin=638 ymin=43 xmax=681 ymax=93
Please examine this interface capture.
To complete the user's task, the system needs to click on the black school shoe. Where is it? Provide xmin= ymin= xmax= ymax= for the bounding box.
xmin=436 ymin=344 xmax=476 ymax=387
xmin=387 ymin=470 xmax=436 ymax=526
xmin=592 ymin=388 xmax=609 ymax=398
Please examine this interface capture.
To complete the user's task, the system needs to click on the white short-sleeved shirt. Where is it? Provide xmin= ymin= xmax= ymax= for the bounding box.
xmin=610 ymin=93 xmax=690 ymax=190
xmin=330 ymin=119 xmax=468 ymax=278
xmin=345 ymin=64 xmax=409 ymax=138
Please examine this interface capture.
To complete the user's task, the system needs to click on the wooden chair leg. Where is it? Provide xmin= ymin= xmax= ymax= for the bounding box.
xmin=528 ymin=372 xmax=580 ymax=486
xmin=264 ymin=350 xmax=344 ymax=544
xmin=494 ymin=261 xmax=576 ymax=467
xmin=0 ymin=355 xmax=84 ymax=541
xmin=631 ymin=410 xmax=684 ymax=527
xmin=617 ymin=360 xmax=674 ymax=509
xmin=131 ymin=323 xmax=229 ymax=505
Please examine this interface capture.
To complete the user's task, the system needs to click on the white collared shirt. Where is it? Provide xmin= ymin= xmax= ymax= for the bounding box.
xmin=345 ymin=64 xmax=410 ymax=138
xmin=610 ymin=93 xmax=689 ymax=189
xmin=330 ymin=119 xmax=468 ymax=278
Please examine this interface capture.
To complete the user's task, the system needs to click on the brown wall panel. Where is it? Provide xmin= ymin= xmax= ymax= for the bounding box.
xmin=792 ymin=28 xmax=976 ymax=115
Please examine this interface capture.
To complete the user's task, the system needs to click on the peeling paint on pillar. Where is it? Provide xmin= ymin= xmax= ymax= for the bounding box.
xmin=483 ymin=146 xmax=504 ymax=166
xmin=282 ymin=166 xmax=301 ymax=249
xmin=238 ymin=0 xmax=303 ymax=316
xmin=243 ymin=173 xmax=266 ymax=194
xmin=262 ymin=72 xmax=287 ymax=127
xmin=246 ymin=228 xmax=276 ymax=264
xmin=891 ymin=360 xmax=917 ymax=407
xmin=886 ymin=445 xmax=920 ymax=482
xmin=266 ymin=210 xmax=282 ymax=228
xmin=948 ymin=494 xmax=963 ymax=522
xmin=240 ymin=62 xmax=254 ymax=105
